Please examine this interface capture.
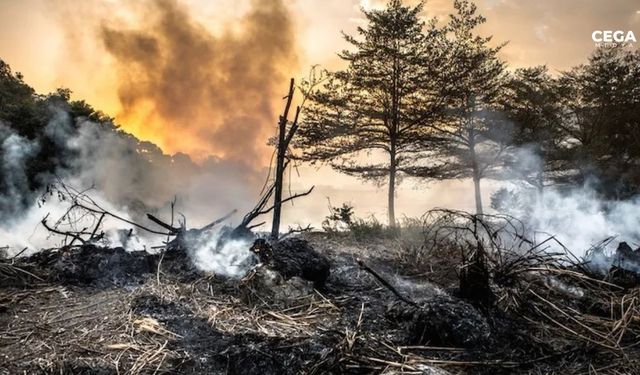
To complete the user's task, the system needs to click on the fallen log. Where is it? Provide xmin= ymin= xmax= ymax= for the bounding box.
xmin=146 ymin=213 xmax=181 ymax=234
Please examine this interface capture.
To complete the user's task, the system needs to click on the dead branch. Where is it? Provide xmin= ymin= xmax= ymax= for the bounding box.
xmin=258 ymin=186 xmax=315 ymax=216
xmin=41 ymin=213 xmax=86 ymax=245
xmin=236 ymin=185 xmax=275 ymax=233
xmin=356 ymin=258 xmax=419 ymax=307
xmin=146 ymin=214 xmax=182 ymax=234
xmin=75 ymin=204 xmax=170 ymax=236
xmin=200 ymin=209 xmax=238 ymax=231
xmin=9 ymin=247 xmax=29 ymax=260
xmin=40 ymin=182 xmax=178 ymax=249
xmin=246 ymin=222 xmax=266 ymax=231
xmin=269 ymin=79 xmax=297 ymax=239
xmin=89 ymin=213 xmax=106 ymax=240
xmin=233 ymin=79 xmax=314 ymax=238
xmin=280 ymin=224 xmax=313 ymax=240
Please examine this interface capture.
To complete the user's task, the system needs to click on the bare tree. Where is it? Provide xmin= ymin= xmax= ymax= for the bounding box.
xmin=271 ymin=79 xmax=301 ymax=239
xmin=234 ymin=77 xmax=318 ymax=240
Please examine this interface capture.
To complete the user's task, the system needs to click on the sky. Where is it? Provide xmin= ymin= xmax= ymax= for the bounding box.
xmin=1 ymin=0 xmax=639 ymax=224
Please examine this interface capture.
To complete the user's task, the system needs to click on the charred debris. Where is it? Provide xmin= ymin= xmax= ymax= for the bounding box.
xmin=3 ymin=204 xmax=640 ymax=374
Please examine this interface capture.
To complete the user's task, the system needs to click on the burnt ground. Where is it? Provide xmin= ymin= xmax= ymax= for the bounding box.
xmin=1 ymin=233 xmax=639 ymax=374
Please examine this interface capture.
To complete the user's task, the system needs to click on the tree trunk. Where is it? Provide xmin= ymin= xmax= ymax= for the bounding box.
xmin=270 ymin=79 xmax=295 ymax=240
xmin=473 ymin=174 xmax=483 ymax=215
xmin=388 ymin=147 xmax=397 ymax=227
xmin=388 ymin=50 xmax=400 ymax=228
xmin=270 ymin=128 xmax=285 ymax=239
xmin=468 ymin=125 xmax=483 ymax=215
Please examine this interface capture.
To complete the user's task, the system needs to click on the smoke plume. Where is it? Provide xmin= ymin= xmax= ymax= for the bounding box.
xmin=0 ymin=104 xmax=261 ymax=256
xmin=496 ymin=146 xmax=640 ymax=271
xmin=100 ymin=0 xmax=297 ymax=165
xmin=187 ymin=230 xmax=256 ymax=278
xmin=0 ymin=122 xmax=40 ymax=217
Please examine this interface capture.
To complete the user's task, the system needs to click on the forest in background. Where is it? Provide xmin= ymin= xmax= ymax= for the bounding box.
xmin=1 ymin=1 xmax=639 ymax=235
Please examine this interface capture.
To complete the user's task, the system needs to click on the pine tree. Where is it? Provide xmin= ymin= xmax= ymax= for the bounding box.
xmin=294 ymin=0 xmax=449 ymax=226
xmin=498 ymin=66 xmax=564 ymax=193
xmin=556 ymin=46 xmax=640 ymax=198
xmin=419 ymin=0 xmax=507 ymax=214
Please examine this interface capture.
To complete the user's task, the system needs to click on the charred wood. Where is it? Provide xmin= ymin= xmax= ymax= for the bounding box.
xmin=356 ymin=258 xmax=419 ymax=307
xmin=250 ymin=238 xmax=330 ymax=288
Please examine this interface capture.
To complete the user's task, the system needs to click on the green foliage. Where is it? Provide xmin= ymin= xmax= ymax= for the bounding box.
xmin=555 ymin=46 xmax=640 ymax=198
xmin=348 ymin=216 xmax=398 ymax=241
xmin=321 ymin=202 xmax=354 ymax=232
xmin=0 ymin=59 xmax=125 ymax=219
xmin=0 ymin=60 xmax=46 ymax=139
xmin=408 ymin=0 xmax=508 ymax=214
xmin=322 ymin=202 xmax=417 ymax=240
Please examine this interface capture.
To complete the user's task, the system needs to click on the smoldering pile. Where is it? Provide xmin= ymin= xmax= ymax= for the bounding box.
xmin=249 ymin=238 xmax=330 ymax=287
xmin=599 ymin=241 xmax=640 ymax=287
xmin=0 ymin=181 xmax=330 ymax=293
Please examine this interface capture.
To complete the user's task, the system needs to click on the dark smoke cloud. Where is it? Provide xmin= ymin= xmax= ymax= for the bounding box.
xmin=100 ymin=0 xmax=297 ymax=166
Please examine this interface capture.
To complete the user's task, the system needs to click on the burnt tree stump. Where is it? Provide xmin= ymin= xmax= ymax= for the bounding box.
xmin=250 ymin=238 xmax=330 ymax=288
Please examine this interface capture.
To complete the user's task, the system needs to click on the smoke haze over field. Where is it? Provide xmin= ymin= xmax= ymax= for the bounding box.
xmin=2 ymin=0 xmax=639 ymax=234
xmin=494 ymin=147 xmax=640 ymax=266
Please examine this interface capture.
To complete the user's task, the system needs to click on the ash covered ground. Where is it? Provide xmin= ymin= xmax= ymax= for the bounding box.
xmin=2 ymin=230 xmax=640 ymax=375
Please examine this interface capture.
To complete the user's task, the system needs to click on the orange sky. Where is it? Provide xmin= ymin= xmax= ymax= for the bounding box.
xmin=1 ymin=0 xmax=640 ymax=221
xmin=3 ymin=0 xmax=639 ymax=119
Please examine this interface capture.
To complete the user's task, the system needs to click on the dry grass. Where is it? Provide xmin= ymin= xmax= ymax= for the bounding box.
xmin=4 ymin=223 xmax=640 ymax=374
xmin=0 ymin=271 xmax=345 ymax=375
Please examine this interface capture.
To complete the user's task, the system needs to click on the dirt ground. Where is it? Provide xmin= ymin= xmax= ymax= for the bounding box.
xmin=1 ymin=233 xmax=638 ymax=374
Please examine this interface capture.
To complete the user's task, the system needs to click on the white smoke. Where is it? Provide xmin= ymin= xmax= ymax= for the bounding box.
xmin=0 ymin=182 xmax=153 ymax=256
xmin=496 ymin=145 xmax=640 ymax=270
xmin=0 ymin=105 xmax=259 ymax=282
xmin=0 ymin=123 xmax=40 ymax=218
xmin=527 ymin=188 xmax=640 ymax=254
xmin=45 ymin=106 xmax=75 ymax=147
xmin=186 ymin=230 xmax=255 ymax=278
